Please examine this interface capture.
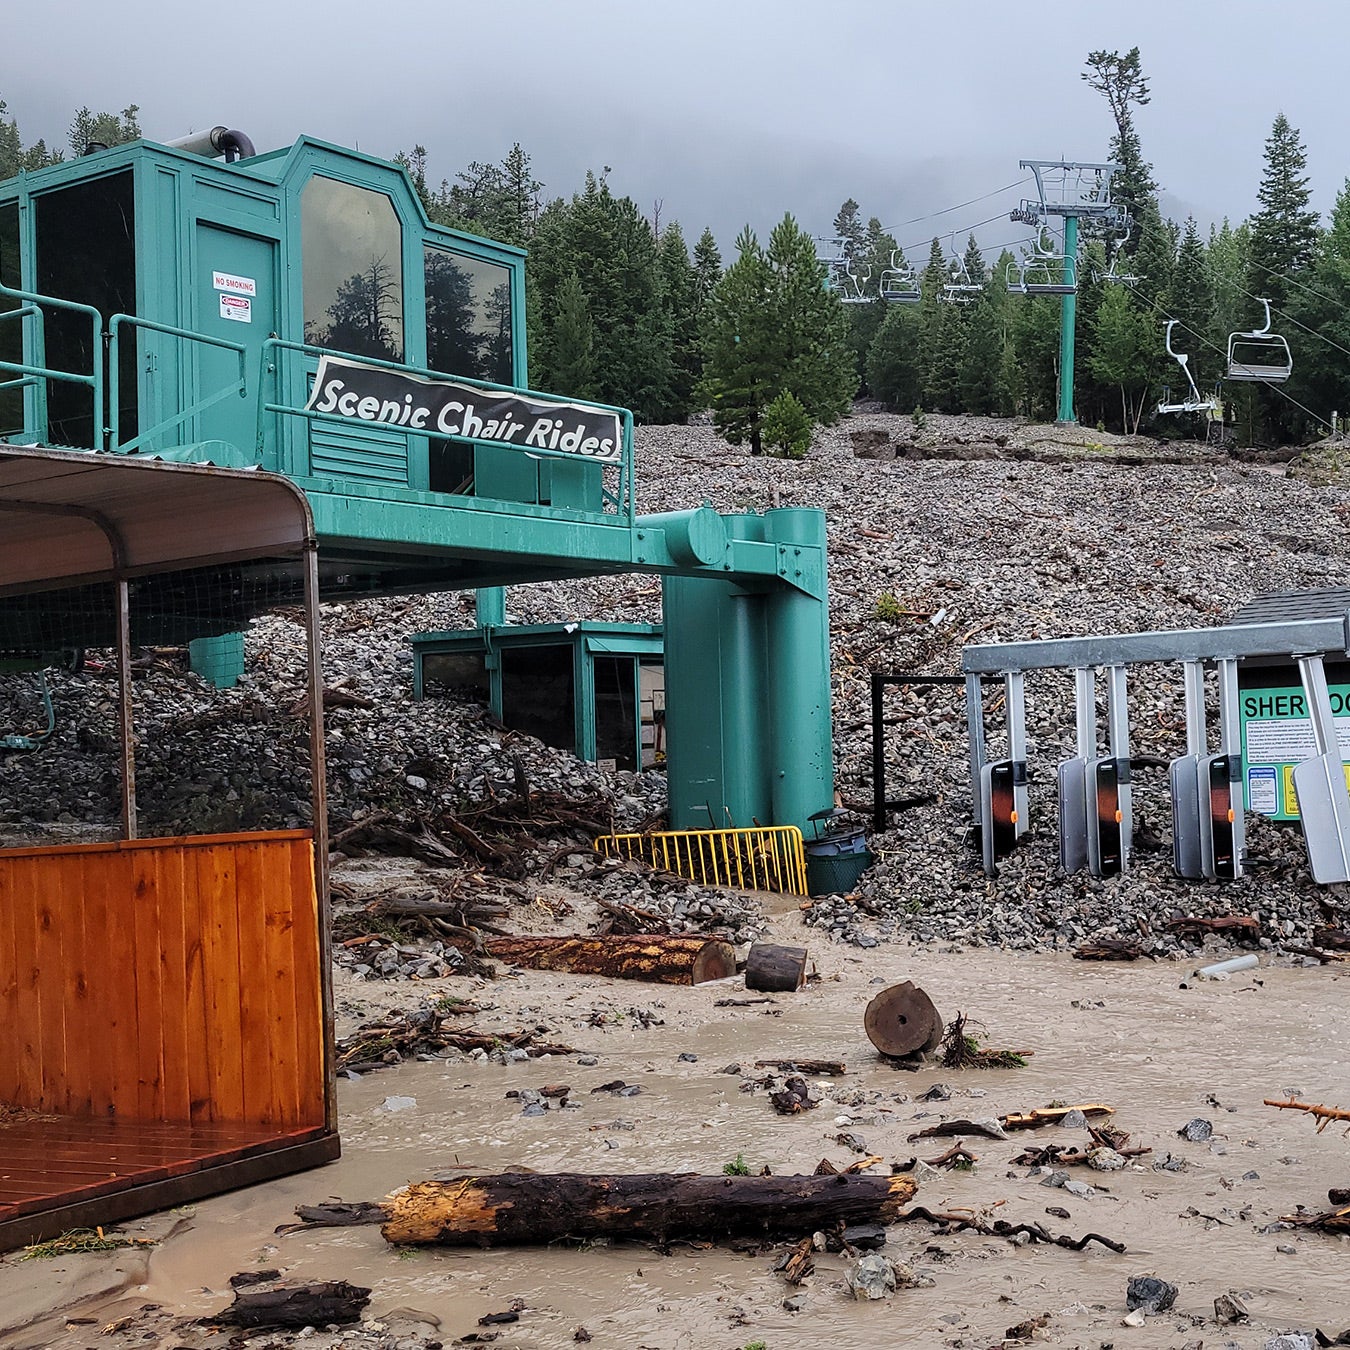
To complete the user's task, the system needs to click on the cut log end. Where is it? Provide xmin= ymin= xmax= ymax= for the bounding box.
xmin=864 ymin=980 xmax=943 ymax=1058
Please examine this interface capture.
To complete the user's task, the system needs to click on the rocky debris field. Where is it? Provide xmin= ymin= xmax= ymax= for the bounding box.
xmin=4 ymin=410 xmax=1350 ymax=971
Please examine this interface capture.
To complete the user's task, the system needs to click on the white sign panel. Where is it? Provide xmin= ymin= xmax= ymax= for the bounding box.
xmin=212 ymin=270 xmax=257 ymax=297
xmin=220 ymin=294 xmax=252 ymax=323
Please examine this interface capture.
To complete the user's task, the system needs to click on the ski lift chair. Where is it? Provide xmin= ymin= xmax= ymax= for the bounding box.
xmin=1226 ymin=299 xmax=1293 ymax=382
xmin=879 ymin=253 xmax=920 ymax=303
xmin=1157 ymin=320 xmax=1216 ymax=415
xmin=942 ymin=259 xmax=983 ymax=304
xmin=1008 ymin=254 xmax=1076 ymax=296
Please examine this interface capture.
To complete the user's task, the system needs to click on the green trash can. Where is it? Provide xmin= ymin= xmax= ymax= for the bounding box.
xmin=804 ymin=809 xmax=873 ymax=896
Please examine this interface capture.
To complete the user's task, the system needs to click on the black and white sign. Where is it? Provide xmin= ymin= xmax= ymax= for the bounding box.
xmin=305 ymin=355 xmax=623 ymax=464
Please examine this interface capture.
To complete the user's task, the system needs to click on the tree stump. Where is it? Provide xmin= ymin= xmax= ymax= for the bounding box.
xmin=745 ymin=942 xmax=809 ymax=992
xmin=381 ymin=1171 xmax=917 ymax=1247
xmin=210 ymin=1281 xmax=371 ymax=1328
xmin=863 ymin=980 xmax=942 ymax=1058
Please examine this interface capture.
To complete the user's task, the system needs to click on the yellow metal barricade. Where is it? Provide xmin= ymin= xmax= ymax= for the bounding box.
xmin=594 ymin=825 xmax=808 ymax=896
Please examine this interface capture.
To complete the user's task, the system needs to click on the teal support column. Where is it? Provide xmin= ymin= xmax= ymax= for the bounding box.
xmin=574 ymin=637 xmax=597 ymax=762
xmin=763 ymin=508 xmax=835 ymax=832
xmin=476 ymin=587 xmax=506 ymax=627
xmin=1057 ymin=212 xmax=1079 ymax=425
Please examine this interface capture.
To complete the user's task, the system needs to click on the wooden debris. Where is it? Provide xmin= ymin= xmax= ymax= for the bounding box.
xmin=1010 ymin=1142 xmax=1151 ymax=1167
xmin=755 ymin=1059 xmax=846 ymax=1076
xmin=1000 ymin=1104 xmax=1115 ymax=1131
xmin=714 ymin=997 xmax=773 ymax=1008
xmin=1278 ymin=1203 xmax=1350 ymax=1232
xmin=892 ymin=1205 xmax=1125 ymax=1252
xmin=276 ymin=1202 xmax=388 ymax=1234
xmin=380 ymin=1171 xmax=918 ymax=1247
xmin=923 ymin=1144 xmax=979 ymax=1169
xmin=1265 ymin=1096 xmax=1350 ymax=1134
xmin=336 ymin=1008 xmax=574 ymax=1073
xmin=207 ymin=1280 xmax=371 ymax=1329
xmin=1073 ymin=938 xmax=1144 ymax=961
xmin=1314 ymin=925 xmax=1350 ymax=951
xmin=907 ymin=1119 xmax=1008 ymax=1142
xmin=745 ymin=943 xmax=809 ymax=992
xmin=1167 ymin=915 xmax=1261 ymax=942
xmin=864 ymin=980 xmax=943 ymax=1058
xmin=475 ymin=934 xmax=736 ymax=985
xmin=775 ymin=1234 xmax=815 ymax=1284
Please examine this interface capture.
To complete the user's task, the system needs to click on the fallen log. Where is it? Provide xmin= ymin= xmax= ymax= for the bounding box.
xmin=755 ymin=1059 xmax=846 ymax=1076
xmin=1279 ymin=1203 xmax=1350 ymax=1233
xmin=745 ymin=943 xmax=809 ymax=992
xmin=381 ymin=1171 xmax=917 ymax=1247
xmin=1314 ymin=925 xmax=1350 ymax=951
xmin=1167 ymin=915 xmax=1261 ymax=942
xmin=1074 ymin=938 xmax=1144 ymax=961
xmin=478 ymin=934 xmax=736 ymax=985
xmin=208 ymin=1280 xmax=371 ymax=1328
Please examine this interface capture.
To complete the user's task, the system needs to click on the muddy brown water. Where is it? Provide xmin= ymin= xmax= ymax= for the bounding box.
xmin=8 ymin=938 xmax=1350 ymax=1348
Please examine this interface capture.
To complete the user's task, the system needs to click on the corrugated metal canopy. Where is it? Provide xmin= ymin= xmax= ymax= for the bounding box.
xmin=0 ymin=448 xmax=313 ymax=596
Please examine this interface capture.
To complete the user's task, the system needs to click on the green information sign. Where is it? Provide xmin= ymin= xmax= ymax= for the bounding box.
xmin=1239 ymin=665 xmax=1350 ymax=821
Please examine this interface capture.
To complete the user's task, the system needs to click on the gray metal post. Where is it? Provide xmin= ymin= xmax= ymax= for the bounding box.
xmin=1005 ymin=670 xmax=1029 ymax=837
xmin=965 ymin=673 xmax=986 ymax=827
xmin=1106 ymin=664 xmax=1131 ymax=872
xmin=1293 ymin=655 xmax=1350 ymax=884
xmin=1216 ymin=657 xmax=1244 ymax=879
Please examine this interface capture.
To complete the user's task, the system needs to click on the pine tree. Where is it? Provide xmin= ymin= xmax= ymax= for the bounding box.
xmin=700 ymin=216 xmax=855 ymax=455
xmin=1167 ymin=217 xmax=1215 ymax=389
xmin=0 ymin=98 xmax=62 ymax=178
xmin=67 ymin=105 xmax=140 ymax=156
xmin=1285 ymin=179 xmax=1350 ymax=436
xmin=545 ymin=270 xmax=597 ymax=398
xmin=699 ymin=226 xmax=776 ymax=453
xmin=1082 ymin=48 xmax=1159 ymax=250
xmin=693 ymin=228 xmax=722 ymax=307
xmin=1247 ymin=113 xmax=1321 ymax=311
xmin=1091 ymin=281 xmax=1152 ymax=431
xmin=657 ymin=220 xmax=701 ymax=421
xmin=832 ymin=198 xmax=866 ymax=268
xmin=865 ymin=303 xmax=920 ymax=411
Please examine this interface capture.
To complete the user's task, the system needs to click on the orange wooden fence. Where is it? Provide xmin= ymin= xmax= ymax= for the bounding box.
xmin=0 ymin=832 xmax=325 ymax=1129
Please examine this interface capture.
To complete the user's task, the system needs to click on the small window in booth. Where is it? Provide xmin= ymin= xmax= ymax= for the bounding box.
xmin=0 ymin=200 xmax=20 ymax=436
xmin=302 ymin=176 xmax=404 ymax=362
xmin=424 ymin=247 xmax=514 ymax=386
xmin=34 ymin=170 xmax=137 ymax=447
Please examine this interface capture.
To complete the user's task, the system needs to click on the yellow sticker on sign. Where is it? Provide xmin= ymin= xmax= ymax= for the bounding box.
xmin=1281 ymin=761 xmax=1350 ymax=817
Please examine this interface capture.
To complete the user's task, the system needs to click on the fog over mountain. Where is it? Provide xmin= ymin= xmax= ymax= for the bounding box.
xmin=5 ymin=0 xmax=1343 ymax=249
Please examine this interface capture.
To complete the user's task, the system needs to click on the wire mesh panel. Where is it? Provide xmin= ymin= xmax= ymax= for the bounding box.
xmin=0 ymin=584 xmax=124 ymax=846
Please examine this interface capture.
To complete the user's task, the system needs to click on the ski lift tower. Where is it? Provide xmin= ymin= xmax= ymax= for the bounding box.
xmin=1014 ymin=160 xmax=1121 ymax=424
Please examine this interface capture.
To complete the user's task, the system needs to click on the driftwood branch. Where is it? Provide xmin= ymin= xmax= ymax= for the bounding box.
xmin=1265 ymin=1097 xmax=1350 ymax=1134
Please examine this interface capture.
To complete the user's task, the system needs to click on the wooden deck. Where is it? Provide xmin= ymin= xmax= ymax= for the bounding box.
xmin=0 ymin=1115 xmax=337 ymax=1248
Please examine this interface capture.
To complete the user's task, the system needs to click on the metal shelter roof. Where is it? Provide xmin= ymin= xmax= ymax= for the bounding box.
xmin=0 ymin=448 xmax=314 ymax=597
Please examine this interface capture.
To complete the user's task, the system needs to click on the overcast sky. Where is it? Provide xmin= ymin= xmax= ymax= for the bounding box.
xmin=6 ymin=0 xmax=1347 ymax=257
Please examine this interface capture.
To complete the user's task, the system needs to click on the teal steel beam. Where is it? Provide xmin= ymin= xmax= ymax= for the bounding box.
xmin=1057 ymin=213 xmax=1078 ymax=425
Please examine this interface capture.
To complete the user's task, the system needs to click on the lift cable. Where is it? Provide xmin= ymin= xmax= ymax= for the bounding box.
xmin=880 ymin=178 xmax=1032 ymax=237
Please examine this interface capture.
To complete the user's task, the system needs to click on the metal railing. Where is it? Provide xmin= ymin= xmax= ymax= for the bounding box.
xmin=594 ymin=824 xmax=809 ymax=896
xmin=256 ymin=336 xmax=637 ymax=522
xmin=0 ymin=283 xmax=102 ymax=446
xmin=107 ymin=314 xmax=249 ymax=454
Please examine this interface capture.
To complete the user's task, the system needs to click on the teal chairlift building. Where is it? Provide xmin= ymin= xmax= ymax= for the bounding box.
xmin=0 ymin=129 xmax=834 ymax=833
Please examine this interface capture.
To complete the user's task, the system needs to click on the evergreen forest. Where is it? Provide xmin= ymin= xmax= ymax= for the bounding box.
xmin=4 ymin=47 xmax=1350 ymax=452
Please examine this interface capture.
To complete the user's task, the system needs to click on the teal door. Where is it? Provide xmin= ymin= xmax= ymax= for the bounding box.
xmin=194 ymin=225 xmax=276 ymax=460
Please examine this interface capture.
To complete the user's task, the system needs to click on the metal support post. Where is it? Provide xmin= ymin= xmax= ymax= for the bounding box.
xmin=115 ymin=577 xmax=138 ymax=840
xmin=965 ymin=673 xmax=986 ymax=829
xmin=1059 ymin=667 xmax=1096 ymax=874
xmin=1171 ymin=660 xmax=1211 ymax=880
xmin=1057 ymin=213 xmax=1079 ymax=425
xmin=1214 ymin=658 xmax=1245 ymax=879
xmin=1005 ymin=671 xmax=1029 ymax=838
